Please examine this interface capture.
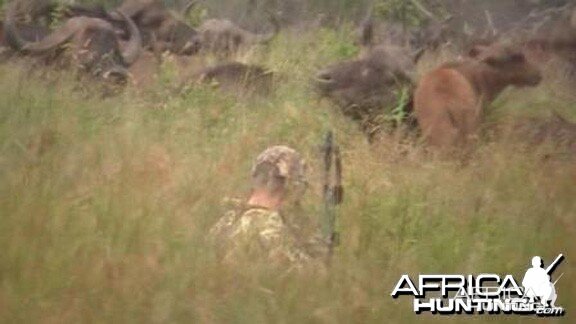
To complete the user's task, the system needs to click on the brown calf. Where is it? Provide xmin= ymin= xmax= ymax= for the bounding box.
xmin=414 ymin=44 xmax=542 ymax=147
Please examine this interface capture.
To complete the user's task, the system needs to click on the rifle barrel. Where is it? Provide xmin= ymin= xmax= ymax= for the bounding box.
xmin=545 ymin=254 xmax=564 ymax=274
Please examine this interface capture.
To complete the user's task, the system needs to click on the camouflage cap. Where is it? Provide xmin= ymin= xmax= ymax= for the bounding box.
xmin=252 ymin=146 xmax=307 ymax=184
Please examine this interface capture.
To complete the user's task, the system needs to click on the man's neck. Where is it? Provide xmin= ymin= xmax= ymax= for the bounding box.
xmin=247 ymin=189 xmax=283 ymax=211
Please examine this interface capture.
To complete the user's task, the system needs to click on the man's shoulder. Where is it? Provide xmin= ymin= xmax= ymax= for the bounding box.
xmin=211 ymin=206 xmax=284 ymax=235
xmin=237 ymin=206 xmax=282 ymax=222
xmin=241 ymin=207 xmax=278 ymax=218
xmin=239 ymin=208 xmax=286 ymax=234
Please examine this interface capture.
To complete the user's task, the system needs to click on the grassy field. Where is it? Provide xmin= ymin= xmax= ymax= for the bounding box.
xmin=0 ymin=27 xmax=574 ymax=323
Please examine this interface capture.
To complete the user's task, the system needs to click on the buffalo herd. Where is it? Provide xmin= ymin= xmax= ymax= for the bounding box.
xmin=1 ymin=0 xmax=575 ymax=154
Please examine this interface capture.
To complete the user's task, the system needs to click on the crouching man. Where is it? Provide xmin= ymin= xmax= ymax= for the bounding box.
xmin=209 ymin=146 xmax=329 ymax=269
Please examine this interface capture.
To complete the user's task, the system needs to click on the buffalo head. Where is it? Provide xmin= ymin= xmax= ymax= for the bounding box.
xmin=5 ymin=6 xmax=142 ymax=84
xmin=468 ymin=42 xmax=543 ymax=87
xmin=316 ymin=47 xmax=414 ymax=117
xmin=115 ymin=0 xmax=201 ymax=55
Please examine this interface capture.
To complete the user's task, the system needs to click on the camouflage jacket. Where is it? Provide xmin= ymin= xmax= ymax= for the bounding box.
xmin=209 ymin=205 xmax=329 ymax=268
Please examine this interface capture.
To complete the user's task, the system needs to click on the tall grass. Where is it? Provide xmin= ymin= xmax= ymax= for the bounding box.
xmin=0 ymin=27 xmax=575 ymax=323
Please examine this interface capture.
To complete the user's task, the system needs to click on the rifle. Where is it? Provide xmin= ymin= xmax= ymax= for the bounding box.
xmin=321 ymin=131 xmax=343 ymax=261
xmin=545 ymin=254 xmax=564 ymax=275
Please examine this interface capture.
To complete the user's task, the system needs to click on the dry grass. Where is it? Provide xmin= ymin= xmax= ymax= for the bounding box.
xmin=0 ymin=28 xmax=574 ymax=323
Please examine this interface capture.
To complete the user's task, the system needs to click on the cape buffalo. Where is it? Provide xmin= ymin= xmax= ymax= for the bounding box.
xmin=179 ymin=62 xmax=275 ymax=96
xmin=197 ymin=15 xmax=280 ymax=56
xmin=355 ymin=16 xmax=455 ymax=58
xmin=115 ymin=0 xmax=201 ymax=55
xmin=315 ymin=20 xmax=419 ymax=139
xmin=1 ymin=22 xmax=50 ymax=52
xmin=414 ymin=43 xmax=542 ymax=148
xmin=316 ymin=46 xmax=415 ymax=114
xmin=524 ymin=6 xmax=576 ymax=70
xmin=6 ymin=1 xmax=116 ymax=28
xmin=5 ymin=6 xmax=142 ymax=84
xmin=0 ymin=2 xmax=84 ymax=57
